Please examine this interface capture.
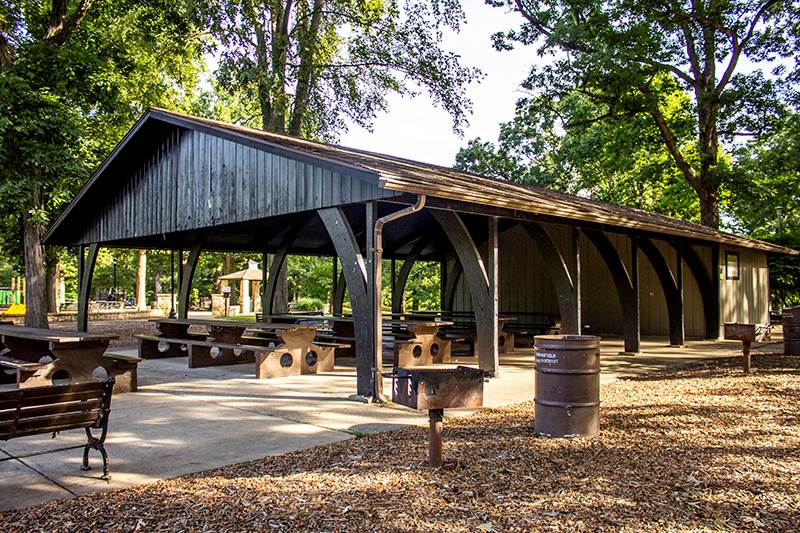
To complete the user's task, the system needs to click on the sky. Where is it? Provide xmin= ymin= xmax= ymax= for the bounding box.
xmin=340 ymin=0 xmax=536 ymax=167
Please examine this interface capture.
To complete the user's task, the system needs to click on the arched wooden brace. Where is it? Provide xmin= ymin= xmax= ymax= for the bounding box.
xmin=77 ymin=244 xmax=99 ymax=332
xmin=178 ymin=244 xmax=203 ymax=320
xmin=318 ymin=207 xmax=373 ymax=396
xmin=442 ymin=261 xmax=462 ymax=311
xmin=391 ymin=237 xmax=431 ymax=314
xmin=674 ymin=243 xmax=719 ymax=339
xmin=263 ymin=225 xmax=303 ymax=317
xmin=638 ymin=238 xmax=684 ymax=346
xmin=520 ymin=222 xmax=580 ymax=334
xmin=431 ymin=210 xmax=499 ymax=375
xmin=581 ymin=229 xmax=640 ymax=353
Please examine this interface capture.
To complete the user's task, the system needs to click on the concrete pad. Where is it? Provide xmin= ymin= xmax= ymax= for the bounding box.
xmin=0 ymin=333 xmax=783 ymax=511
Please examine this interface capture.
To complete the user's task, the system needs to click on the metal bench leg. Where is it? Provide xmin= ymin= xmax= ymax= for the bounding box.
xmin=82 ymin=426 xmax=111 ymax=480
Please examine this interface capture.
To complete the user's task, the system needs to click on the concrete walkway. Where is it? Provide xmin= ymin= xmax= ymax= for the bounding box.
xmin=0 ymin=335 xmax=783 ymax=511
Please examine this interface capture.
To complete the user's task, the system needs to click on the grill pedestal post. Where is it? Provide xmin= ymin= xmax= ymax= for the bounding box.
xmin=428 ymin=408 xmax=444 ymax=468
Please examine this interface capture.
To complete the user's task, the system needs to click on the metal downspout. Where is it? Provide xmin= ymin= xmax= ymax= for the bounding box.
xmin=372 ymin=195 xmax=427 ymax=402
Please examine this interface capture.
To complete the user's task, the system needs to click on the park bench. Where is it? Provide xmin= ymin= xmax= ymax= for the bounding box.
xmin=0 ymin=378 xmax=115 ymax=479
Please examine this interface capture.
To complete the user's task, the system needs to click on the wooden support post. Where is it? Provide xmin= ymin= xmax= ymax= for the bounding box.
xmin=77 ymin=244 xmax=99 ymax=332
xmin=319 ymin=207 xmax=373 ymax=397
xmin=630 ymin=237 xmax=641 ymax=354
xmin=178 ymin=244 xmax=202 ymax=320
xmin=743 ymin=340 xmax=751 ymax=374
xmin=440 ymin=258 xmax=447 ymax=311
xmin=261 ymin=252 xmax=268 ymax=318
xmin=676 ymin=246 xmax=685 ymax=345
xmin=572 ymin=227 xmax=582 ymax=334
xmin=330 ymin=256 xmax=338 ymax=312
xmin=365 ymin=201 xmax=381 ymax=399
xmin=711 ymin=244 xmax=721 ymax=339
xmin=487 ymin=217 xmax=500 ymax=375
xmin=521 ymin=222 xmax=580 ymax=335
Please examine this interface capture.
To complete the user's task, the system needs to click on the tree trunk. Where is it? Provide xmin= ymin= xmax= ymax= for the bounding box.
xmin=698 ymin=186 xmax=719 ymax=228
xmin=154 ymin=270 xmax=162 ymax=295
xmin=46 ymin=257 xmax=60 ymax=314
xmin=22 ymin=190 xmax=48 ymax=328
xmin=136 ymin=249 xmax=147 ymax=310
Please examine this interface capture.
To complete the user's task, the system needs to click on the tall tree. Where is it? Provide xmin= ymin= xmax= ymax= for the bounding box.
xmin=198 ymin=0 xmax=481 ymax=138
xmin=198 ymin=0 xmax=480 ymax=311
xmin=491 ymin=0 xmax=797 ymax=227
xmin=0 ymin=0 xmax=202 ymax=326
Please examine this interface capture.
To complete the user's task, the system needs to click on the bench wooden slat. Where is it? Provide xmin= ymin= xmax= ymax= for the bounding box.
xmin=0 ymin=411 xmax=101 ymax=439
xmin=0 ymin=398 xmax=102 ymax=423
xmin=0 ymin=385 xmax=107 ymax=411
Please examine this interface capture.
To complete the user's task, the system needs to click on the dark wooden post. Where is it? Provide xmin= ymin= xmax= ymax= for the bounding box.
xmin=365 ymin=201 xmax=381 ymax=399
xmin=77 ymin=244 xmax=99 ymax=332
xmin=487 ymin=216 xmax=500 ymax=375
xmin=440 ymin=258 xmax=447 ymax=311
xmin=330 ymin=256 xmax=338 ymax=312
xmin=261 ymin=252 xmax=268 ymax=320
xmin=711 ymin=244 xmax=721 ymax=339
xmin=178 ymin=244 xmax=202 ymax=320
xmin=318 ymin=207 xmax=373 ymax=397
xmin=676 ymin=245 xmax=685 ymax=343
xmin=629 ymin=237 xmax=641 ymax=354
xmin=572 ymin=227 xmax=582 ymax=334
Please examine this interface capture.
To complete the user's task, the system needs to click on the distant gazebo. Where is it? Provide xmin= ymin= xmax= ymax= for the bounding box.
xmin=218 ymin=260 xmax=263 ymax=314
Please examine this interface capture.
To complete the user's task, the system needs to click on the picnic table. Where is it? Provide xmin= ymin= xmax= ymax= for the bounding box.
xmin=138 ymin=318 xmax=340 ymax=376
xmin=0 ymin=325 xmax=137 ymax=393
xmin=385 ymin=311 xmax=519 ymax=354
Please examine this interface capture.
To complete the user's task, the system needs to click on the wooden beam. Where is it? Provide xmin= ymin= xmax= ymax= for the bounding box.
xmin=487 ymin=216 xmax=500 ymax=376
xmin=521 ymin=222 xmax=580 ymax=334
xmin=391 ymin=237 xmax=430 ymax=314
xmin=318 ymin=207 xmax=373 ymax=396
xmin=431 ymin=210 xmax=497 ymax=374
xmin=638 ymin=238 xmax=684 ymax=346
xmin=178 ymin=244 xmax=202 ymax=320
xmin=582 ymin=229 xmax=640 ymax=353
xmin=77 ymin=244 xmax=99 ymax=332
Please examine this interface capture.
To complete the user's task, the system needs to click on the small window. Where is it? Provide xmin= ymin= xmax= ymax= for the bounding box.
xmin=725 ymin=252 xmax=740 ymax=280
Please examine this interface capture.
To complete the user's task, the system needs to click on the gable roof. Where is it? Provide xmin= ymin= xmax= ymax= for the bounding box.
xmin=44 ymin=107 xmax=797 ymax=255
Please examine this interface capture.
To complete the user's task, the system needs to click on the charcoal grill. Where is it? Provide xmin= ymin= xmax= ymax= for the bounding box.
xmin=390 ymin=366 xmax=484 ymax=467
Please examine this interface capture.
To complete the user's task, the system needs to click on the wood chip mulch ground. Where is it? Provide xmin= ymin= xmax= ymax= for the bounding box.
xmin=2 ymin=354 xmax=799 ymax=532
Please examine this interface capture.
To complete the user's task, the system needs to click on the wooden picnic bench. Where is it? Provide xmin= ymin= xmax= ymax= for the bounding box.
xmin=0 ymin=378 xmax=115 ymax=479
xmin=138 ymin=318 xmax=342 ymax=378
xmin=0 ymin=326 xmax=136 ymax=393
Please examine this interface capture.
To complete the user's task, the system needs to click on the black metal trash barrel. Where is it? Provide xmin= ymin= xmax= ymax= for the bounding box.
xmin=784 ymin=307 xmax=800 ymax=356
xmin=534 ymin=335 xmax=601 ymax=438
